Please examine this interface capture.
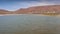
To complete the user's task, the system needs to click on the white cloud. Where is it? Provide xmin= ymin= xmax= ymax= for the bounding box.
xmin=7 ymin=1 xmax=57 ymax=11
xmin=28 ymin=3 xmax=55 ymax=7
xmin=19 ymin=1 xmax=55 ymax=8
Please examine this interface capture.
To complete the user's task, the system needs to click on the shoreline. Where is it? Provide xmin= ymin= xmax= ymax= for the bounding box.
xmin=0 ymin=14 xmax=59 ymax=16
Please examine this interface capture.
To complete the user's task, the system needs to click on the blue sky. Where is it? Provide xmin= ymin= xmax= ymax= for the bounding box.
xmin=0 ymin=0 xmax=60 ymax=11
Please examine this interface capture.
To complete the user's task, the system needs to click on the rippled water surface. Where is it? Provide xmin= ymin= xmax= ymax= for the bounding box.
xmin=0 ymin=15 xmax=60 ymax=34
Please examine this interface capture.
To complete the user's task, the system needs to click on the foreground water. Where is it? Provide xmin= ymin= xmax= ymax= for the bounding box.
xmin=0 ymin=14 xmax=60 ymax=34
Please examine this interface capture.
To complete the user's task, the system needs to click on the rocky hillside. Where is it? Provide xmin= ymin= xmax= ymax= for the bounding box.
xmin=15 ymin=5 xmax=60 ymax=14
xmin=0 ymin=5 xmax=60 ymax=15
xmin=0 ymin=9 xmax=13 ymax=14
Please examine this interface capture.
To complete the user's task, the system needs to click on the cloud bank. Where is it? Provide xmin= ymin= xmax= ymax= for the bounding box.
xmin=0 ymin=0 xmax=60 ymax=11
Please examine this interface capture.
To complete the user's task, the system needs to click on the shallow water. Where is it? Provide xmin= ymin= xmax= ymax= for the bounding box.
xmin=0 ymin=15 xmax=60 ymax=34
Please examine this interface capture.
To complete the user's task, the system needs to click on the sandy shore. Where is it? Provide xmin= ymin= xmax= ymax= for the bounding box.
xmin=0 ymin=14 xmax=59 ymax=17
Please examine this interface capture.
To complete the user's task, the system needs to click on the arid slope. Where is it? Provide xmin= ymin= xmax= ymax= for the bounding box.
xmin=0 ymin=5 xmax=60 ymax=15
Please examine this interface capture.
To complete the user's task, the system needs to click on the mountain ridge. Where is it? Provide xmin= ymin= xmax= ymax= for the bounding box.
xmin=0 ymin=5 xmax=60 ymax=15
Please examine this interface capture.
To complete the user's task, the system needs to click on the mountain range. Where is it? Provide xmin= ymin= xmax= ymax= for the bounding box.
xmin=0 ymin=5 xmax=60 ymax=15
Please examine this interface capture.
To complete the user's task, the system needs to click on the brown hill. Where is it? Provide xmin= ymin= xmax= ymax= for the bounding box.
xmin=0 ymin=9 xmax=13 ymax=14
xmin=15 ymin=5 xmax=60 ymax=15
xmin=0 ymin=5 xmax=60 ymax=15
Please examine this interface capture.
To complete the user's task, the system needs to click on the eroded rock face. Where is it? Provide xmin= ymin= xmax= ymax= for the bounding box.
xmin=15 ymin=5 xmax=60 ymax=14
xmin=0 ymin=5 xmax=60 ymax=15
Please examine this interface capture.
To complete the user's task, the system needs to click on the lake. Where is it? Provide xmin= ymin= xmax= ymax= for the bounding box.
xmin=0 ymin=14 xmax=60 ymax=34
